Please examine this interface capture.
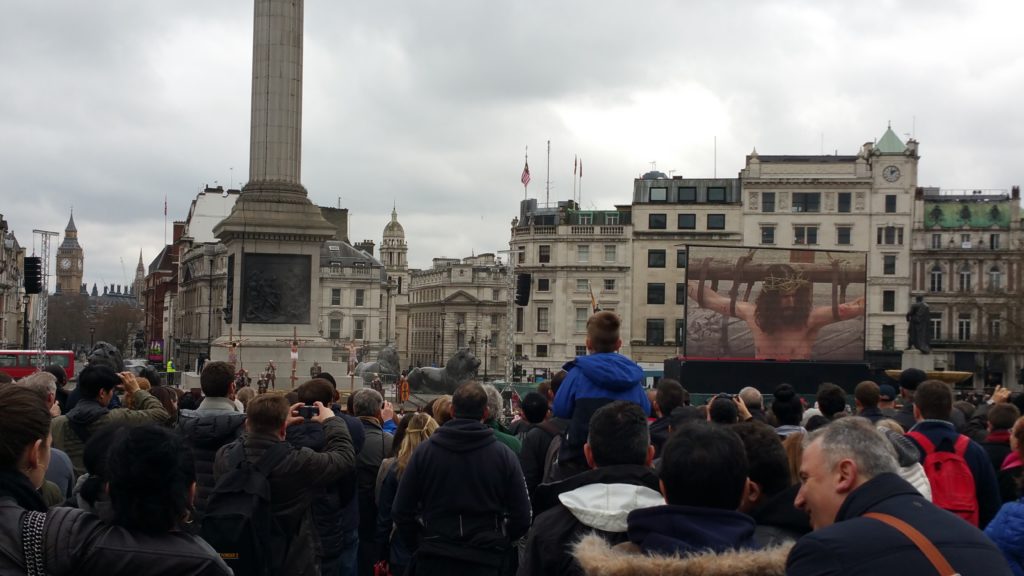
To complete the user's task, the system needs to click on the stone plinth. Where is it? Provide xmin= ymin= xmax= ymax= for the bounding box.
xmin=901 ymin=349 xmax=934 ymax=372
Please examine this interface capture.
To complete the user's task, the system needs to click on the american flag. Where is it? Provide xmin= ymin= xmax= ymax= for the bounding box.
xmin=521 ymin=161 xmax=531 ymax=187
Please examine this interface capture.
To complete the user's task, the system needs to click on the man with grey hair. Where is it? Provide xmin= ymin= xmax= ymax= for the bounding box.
xmin=787 ymin=417 xmax=1010 ymax=575
xmin=18 ymin=372 xmax=76 ymax=500
xmin=352 ymin=387 xmax=393 ymax=576
xmin=483 ymin=383 xmax=521 ymax=454
xmin=738 ymin=386 xmax=767 ymax=422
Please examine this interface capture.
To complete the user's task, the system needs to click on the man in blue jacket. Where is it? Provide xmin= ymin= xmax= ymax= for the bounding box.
xmin=787 ymin=417 xmax=1010 ymax=575
xmin=552 ymin=311 xmax=649 ymax=480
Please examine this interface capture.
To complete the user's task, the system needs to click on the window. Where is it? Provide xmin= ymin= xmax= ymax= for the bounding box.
xmin=883 ymin=255 xmax=896 ymax=275
xmin=537 ymin=278 xmax=550 ymax=292
xmin=675 ymin=319 xmax=686 ymax=344
xmin=492 ymin=289 xmax=501 ymax=301
xmin=646 ymin=319 xmax=665 ymax=345
xmin=794 ymin=226 xmax=818 ymax=245
xmin=761 ymin=226 xmax=775 ymax=245
xmin=838 ymin=192 xmax=851 ymax=213
xmin=885 ymin=195 xmax=897 ymax=213
xmin=515 ymin=308 xmax=524 ymax=332
xmin=882 ymin=290 xmax=895 ymax=312
xmin=650 ymin=187 xmax=667 ymax=202
xmin=676 ymin=250 xmax=687 ymax=268
xmin=647 ymin=283 xmax=665 ymax=305
xmin=537 ymin=308 xmax=549 ymax=332
xmin=989 ymin=266 xmax=1003 ymax=291
xmin=648 ymin=214 xmax=667 ymax=230
xmin=677 ymin=214 xmax=696 ymax=229
xmin=877 ymin=226 xmax=904 ymax=245
xmin=604 ymin=279 xmax=616 ymax=291
xmin=837 ymin=226 xmax=852 ymax=246
xmin=931 ymin=234 xmax=942 ymax=249
xmin=517 ymin=246 xmax=525 ymax=263
xmin=539 ymin=245 xmax=551 ymax=263
xmin=707 ymin=187 xmax=727 ymax=203
xmin=606 ymin=213 xmax=620 ymax=225
xmin=491 ymin=313 xmax=499 ymax=326
xmin=648 ymin=250 xmax=666 ymax=268
xmin=536 ymin=345 xmax=548 ymax=358
xmin=959 ymin=266 xmax=972 ymax=292
xmin=762 ymin=192 xmax=776 ymax=213
xmin=329 ymin=318 xmax=341 ymax=339
xmin=930 ymin=313 xmax=943 ymax=341
xmin=604 ymin=245 xmax=616 ymax=262
xmin=515 ymin=344 xmax=523 ymax=358
xmin=353 ymin=319 xmax=365 ymax=340
xmin=991 ymin=234 xmax=1001 ymax=250
xmin=676 ymin=283 xmax=687 ymax=305
xmin=792 ymin=192 xmax=821 ymax=212
xmin=707 ymin=214 xmax=726 ymax=230
xmin=575 ymin=308 xmax=588 ymax=332
xmin=331 ymin=288 xmax=341 ymax=306
xmin=882 ymin=325 xmax=895 ymax=351
xmin=930 ymin=265 xmax=944 ymax=292
xmin=578 ymin=213 xmax=593 ymax=225
xmin=990 ymin=314 xmax=1002 ymax=340
xmin=355 ymin=289 xmax=365 ymax=306
xmin=958 ymin=313 xmax=972 ymax=341
xmin=577 ymin=245 xmax=590 ymax=263
xmin=575 ymin=345 xmax=588 ymax=357
xmin=576 ymin=279 xmax=589 ymax=292
xmin=678 ymin=187 xmax=697 ymax=202
xmin=961 ymin=234 xmax=972 ymax=248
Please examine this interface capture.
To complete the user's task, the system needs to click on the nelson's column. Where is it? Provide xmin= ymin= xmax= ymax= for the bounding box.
xmin=211 ymin=0 xmax=337 ymax=376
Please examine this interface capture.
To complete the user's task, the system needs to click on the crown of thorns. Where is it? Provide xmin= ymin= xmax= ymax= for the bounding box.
xmin=762 ymin=270 xmax=808 ymax=294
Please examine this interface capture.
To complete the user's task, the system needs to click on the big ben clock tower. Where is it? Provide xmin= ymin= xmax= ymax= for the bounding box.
xmin=56 ymin=211 xmax=84 ymax=294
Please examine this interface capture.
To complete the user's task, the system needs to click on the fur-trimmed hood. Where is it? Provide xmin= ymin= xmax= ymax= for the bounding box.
xmin=573 ymin=532 xmax=792 ymax=576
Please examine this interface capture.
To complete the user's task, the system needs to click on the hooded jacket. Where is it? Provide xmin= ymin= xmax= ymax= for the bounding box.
xmin=52 ymin=391 xmax=170 ymax=477
xmin=176 ymin=396 xmax=247 ymax=513
xmin=519 ymin=465 xmax=662 ymax=576
xmin=786 ymin=473 xmax=1012 ymax=576
xmin=626 ymin=504 xmax=759 ymax=557
xmin=553 ymin=353 xmax=649 ymax=466
xmin=391 ymin=418 xmax=531 ymax=567
xmin=985 ymin=500 xmax=1024 ymax=576
xmin=573 ymin=532 xmax=791 ymax=576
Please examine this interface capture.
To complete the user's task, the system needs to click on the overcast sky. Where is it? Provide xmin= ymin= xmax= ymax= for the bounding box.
xmin=2 ymin=0 xmax=1023 ymax=289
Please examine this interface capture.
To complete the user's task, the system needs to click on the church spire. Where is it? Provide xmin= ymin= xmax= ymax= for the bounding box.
xmin=66 ymin=210 xmax=77 ymax=233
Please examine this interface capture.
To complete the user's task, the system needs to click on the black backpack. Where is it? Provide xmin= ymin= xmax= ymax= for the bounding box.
xmin=200 ymin=441 xmax=291 ymax=576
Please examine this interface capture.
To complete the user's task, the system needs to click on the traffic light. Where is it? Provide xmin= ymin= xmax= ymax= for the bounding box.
xmin=23 ymin=257 xmax=42 ymax=294
xmin=514 ymin=273 xmax=532 ymax=306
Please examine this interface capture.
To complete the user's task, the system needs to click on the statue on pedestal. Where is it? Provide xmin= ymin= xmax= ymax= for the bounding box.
xmin=906 ymin=296 xmax=931 ymax=354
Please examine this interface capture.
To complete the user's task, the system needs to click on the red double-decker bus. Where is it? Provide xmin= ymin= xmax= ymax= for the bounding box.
xmin=0 ymin=350 xmax=75 ymax=380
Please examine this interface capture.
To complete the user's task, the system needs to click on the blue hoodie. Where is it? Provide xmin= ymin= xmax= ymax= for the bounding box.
xmin=552 ymin=353 xmax=649 ymax=467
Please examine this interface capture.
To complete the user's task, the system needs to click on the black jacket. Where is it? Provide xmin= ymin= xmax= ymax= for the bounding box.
xmin=857 ymin=406 xmax=886 ymax=424
xmin=649 ymin=415 xmax=672 ymax=458
xmin=175 ymin=397 xmax=246 ymax=513
xmin=893 ymin=401 xmax=916 ymax=432
xmin=0 ymin=498 xmax=231 ymax=575
xmin=214 ymin=416 xmax=356 ymax=576
xmin=748 ymin=483 xmax=811 ymax=547
xmin=392 ymin=418 xmax=531 ymax=567
xmin=519 ymin=417 xmax=567 ymax=500
xmin=519 ymin=465 xmax=662 ymax=576
xmin=356 ymin=417 xmax=392 ymax=543
xmin=286 ymin=413 xmax=364 ymax=566
xmin=786 ymin=473 xmax=1012 ymax=576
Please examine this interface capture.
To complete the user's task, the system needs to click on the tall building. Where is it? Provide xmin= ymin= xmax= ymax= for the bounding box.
xmin=510 ymin=199 xmax=632 ymax=379
xmin=320 ymin=240 xmax=386 ymax=362
xmin=55 ymin=212 xmax=84 ymax=295
xmin=134 ymin=252 xmax=145 ymax=306
xmin=0 ymin=215 xmax=26 ymax=348
xmin=406 ymin=254 xmax=509 ymax=378
xmin=629 ymin=172 xmax=744 ymax=363
xmin=739 ymin=126 xmax=919 ymax=362
xmin=381 ymin=207 xmax=410 ymax=352
xmin=910 ymin=186 xmax=1023 ymax=387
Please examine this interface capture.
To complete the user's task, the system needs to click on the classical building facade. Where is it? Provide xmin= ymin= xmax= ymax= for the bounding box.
xmin=55 ymin=212 xmax=85 ymax=295
xmin=0 ymin=215 xmax=26 ymax=349
xmin=405 ymin=254 xmax=508 ymax=379
xmin=910 ymin=186 xmax=1023 ymax=388
xmin=739 ymin=127 xmax=919 ymax=361
xmin=510 ymin=199 xmax=632 ymax=379
xmin=629 ymin=173 xmax=744 ymax=363
xmin=320 ymin=240 xmax=386 ymax=362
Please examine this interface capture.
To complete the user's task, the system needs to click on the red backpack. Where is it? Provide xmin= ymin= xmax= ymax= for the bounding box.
xmin=906 ymin=431 xmax=979 ymax=526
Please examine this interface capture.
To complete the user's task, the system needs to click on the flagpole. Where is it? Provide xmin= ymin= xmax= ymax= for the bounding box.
xmin=521 ymin=146 xmax=530 ymax=200
xmin=545 ymin=140 xmax=551 ymax=208
xmin=578 ymin=157 xmax=583 ymax=208
xmin=573 ymin=155 xmax=577 ymax=206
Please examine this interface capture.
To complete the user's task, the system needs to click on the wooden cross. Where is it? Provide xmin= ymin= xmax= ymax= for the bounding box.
xmin=212 ymin=327 xmax=249 ymax=369
xmin=276 ymin=327 xmax=315 ymax=388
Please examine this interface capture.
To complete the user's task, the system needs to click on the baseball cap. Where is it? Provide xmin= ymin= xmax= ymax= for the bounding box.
xmin=878 ymin=384 xmax=897 ymax=402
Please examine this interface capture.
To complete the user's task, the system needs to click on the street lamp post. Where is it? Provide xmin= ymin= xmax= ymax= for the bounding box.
xmin=456 ymin=320 xmax=464 ymax=350
xmin=433 ymin=331 xmax=439 ymax=366
xmin=440 ymin=312 xmax=447 ymax=365
xmin=384 ymin=278 xmax=395 ymax=346
xmin=89 ymin=326 xmax=95 ymax=349
xmin=482 ymin=336 xmax=491 ymax=381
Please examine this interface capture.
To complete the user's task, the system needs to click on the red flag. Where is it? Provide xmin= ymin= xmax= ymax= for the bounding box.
xmin=521 ymin=161 xmax=531 ymax=186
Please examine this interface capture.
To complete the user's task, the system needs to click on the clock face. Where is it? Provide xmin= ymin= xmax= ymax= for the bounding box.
xmin=883 ymin=165 xmax=901 ymax=182
xmin=60 ymin=258 xmax=71 ymax=270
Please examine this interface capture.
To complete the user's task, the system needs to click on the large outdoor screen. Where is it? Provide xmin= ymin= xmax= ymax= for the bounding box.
xmin=684 ymin=246 xmax=867 ymax=361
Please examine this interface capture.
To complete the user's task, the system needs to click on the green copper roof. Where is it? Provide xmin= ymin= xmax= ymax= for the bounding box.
xmin=923 ymin=201 xmax=1011 ymax=230
xmin=876 ymin=126 xmax=906 ymax=154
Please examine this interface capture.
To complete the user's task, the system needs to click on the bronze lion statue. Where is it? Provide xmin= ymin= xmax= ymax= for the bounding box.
xmin=407 ymin=348 xmax=480 ymax=394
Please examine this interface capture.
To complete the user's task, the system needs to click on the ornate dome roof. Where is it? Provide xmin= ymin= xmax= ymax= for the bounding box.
xmin=383 ymin=207 xmax=405 ymax=237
